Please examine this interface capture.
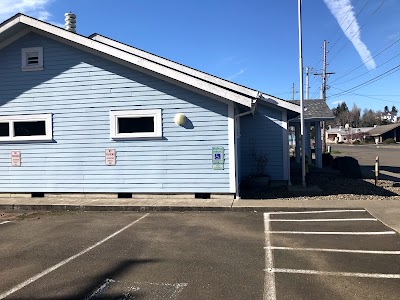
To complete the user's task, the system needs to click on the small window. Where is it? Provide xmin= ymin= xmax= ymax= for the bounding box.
xmin=0 ymin=114 xmax=52 ymax=142
xmin=14 ymin=121 xmax=46 ymax=136
xmin=21 ymin=47 xmax=43 ymax=71
xmin=110 ymin=110 xmax=162 ymax=139
xmin=0 ymin=123 xmax=9 ymax=137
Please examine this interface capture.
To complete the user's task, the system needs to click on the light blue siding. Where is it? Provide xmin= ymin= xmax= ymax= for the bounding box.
xmin=239 ymin=104 xmax=285 ymax=180
xmin=0 ymin=32 xmax=231 ymax=193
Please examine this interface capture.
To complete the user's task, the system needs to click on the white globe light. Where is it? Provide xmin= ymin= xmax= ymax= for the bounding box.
xmin=174 ymin=113 xmax=186 ymax=126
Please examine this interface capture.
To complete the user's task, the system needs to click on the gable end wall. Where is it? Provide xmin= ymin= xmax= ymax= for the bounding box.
xmin=0 ymin=32 xmax=231 ymax=193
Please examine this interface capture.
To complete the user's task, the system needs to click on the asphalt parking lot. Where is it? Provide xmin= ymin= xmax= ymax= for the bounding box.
xmin=331 ymin=144 xmax=400 ymax=181
xmin=0 ymin=210 xmax=399 ymax=299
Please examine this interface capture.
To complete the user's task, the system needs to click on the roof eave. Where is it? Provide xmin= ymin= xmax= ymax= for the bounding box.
xmin=3 ymin=14 xmax=255 ymax=108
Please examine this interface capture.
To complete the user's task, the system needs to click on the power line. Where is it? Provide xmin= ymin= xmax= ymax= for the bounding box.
xmin=329 ymin=63 xmax=400 ymax=98
xmin=328 ymin=0 xmax=369 ymax=52
xmin=330 ymin=87 xmax=400 ymax=104
xmin=331 ymin=31 xmax=400 ymax=84
xmin=334 ymin=50 xmax=400 ymax=85
xmin=329 ymin=0 xmax=386 ymax=63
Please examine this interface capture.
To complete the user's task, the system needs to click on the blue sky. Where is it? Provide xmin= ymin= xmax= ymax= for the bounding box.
xmin=0 ymin=0 xmax=399 ymax=114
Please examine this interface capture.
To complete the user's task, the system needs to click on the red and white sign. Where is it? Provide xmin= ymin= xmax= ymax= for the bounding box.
xmin=11 ymin=151 xmax=21 ymax=167
xmin=105 ymin=149 xmax=116 ymax=166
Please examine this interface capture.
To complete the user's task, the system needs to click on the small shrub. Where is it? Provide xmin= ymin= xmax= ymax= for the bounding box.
xmin=337 ymin=141 xmax=344 ymax=144
xmin=384 ymin=138 xmax=396 ymax=144
xmin=332 ymin=156 xmax=362 ymax=179
xmin=322 ymin=153 xmax=333 ymax=167
xmin=352 ymin=140 xmax=361 ymax=145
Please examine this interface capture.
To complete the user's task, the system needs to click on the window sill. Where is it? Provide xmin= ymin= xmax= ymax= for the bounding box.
xmin=21 ymin=66 xmax=44 ymax=72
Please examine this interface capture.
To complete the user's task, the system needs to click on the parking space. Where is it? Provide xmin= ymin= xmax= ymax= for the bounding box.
xmin=0 ymin=211 xmax=264 ymax=300
xmin=265 ymin=209 xmax=400 ymax=300
xmin=0 ymin=210 xmax=399 ymax=299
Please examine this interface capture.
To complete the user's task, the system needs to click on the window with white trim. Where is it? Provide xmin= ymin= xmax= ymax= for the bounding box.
xmin=21 ymin=47 xmax=43 ymax=71
xmin=0 ymin=114 xmax=53 ymax=142
xmin=110 ymin=110 xmax=162 ymax=139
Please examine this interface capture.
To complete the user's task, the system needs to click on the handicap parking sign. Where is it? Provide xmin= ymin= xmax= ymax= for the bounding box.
xmin=212 ymin=147 xmax=224 ymax=170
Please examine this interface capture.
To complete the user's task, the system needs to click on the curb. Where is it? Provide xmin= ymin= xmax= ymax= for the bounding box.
xmin=0 ymin=204 xmax=366 ymax=213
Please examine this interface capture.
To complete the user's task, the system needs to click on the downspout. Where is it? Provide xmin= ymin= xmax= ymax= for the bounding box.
xmin=234 ymin=97 xmax=258 ymax=199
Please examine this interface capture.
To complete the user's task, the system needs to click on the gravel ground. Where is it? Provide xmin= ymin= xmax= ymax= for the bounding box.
xmin=240 ymin=169 xmax=400 ymax=200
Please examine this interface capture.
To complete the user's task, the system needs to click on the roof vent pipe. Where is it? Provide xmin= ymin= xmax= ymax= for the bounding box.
xmin=64 ymin=12 xmax=76 ymax=33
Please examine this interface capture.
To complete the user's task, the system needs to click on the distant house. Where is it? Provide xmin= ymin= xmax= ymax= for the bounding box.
xmin=381 ymin=112 xmax=398 ymax=123
xmin=326 ymin=127 xmax=373 ymax=143
xmin=368 ymin=123 xmax=400 ymax=144
xmin=0 ymin=13 xmax=332 ymax=198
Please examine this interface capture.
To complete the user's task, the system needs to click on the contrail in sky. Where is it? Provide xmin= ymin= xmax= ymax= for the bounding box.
xmin=323 ymin=0 xmax=376 ymax=70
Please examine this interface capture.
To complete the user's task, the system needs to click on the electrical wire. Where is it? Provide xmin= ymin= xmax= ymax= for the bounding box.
xmin=329 ymin=0 xmax=386 ymax=63
xmin=328 ymin=0 xmax=368 ymax=52
xmin=329 ymin=63 xmax=400 ymax=98
xmin=330 ymin=87 xmax=400 ymax=104
xmin=331 ymin=31 xmax=400 ymax=84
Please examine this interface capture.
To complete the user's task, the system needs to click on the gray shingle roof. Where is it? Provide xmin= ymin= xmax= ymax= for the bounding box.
xmin=289 ymin=99 xmax=335 ymax=121
xmin=367 ymin=123 xmax=400 ymax=136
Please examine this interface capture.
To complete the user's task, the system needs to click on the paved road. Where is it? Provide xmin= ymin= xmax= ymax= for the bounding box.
xmin=0 ymin=211 xmax=399 ymax=299
xmin=331 ymin=144 xmax=400 ymax=180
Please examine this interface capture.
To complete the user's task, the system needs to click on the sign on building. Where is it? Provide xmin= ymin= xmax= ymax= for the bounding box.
xmin=105 ymin=149 xmax=116 ymax=166
xmin=212 ymin=146 xmax=224 ymax=170
xmin=11 ymin=151 xmax=21 ymax=167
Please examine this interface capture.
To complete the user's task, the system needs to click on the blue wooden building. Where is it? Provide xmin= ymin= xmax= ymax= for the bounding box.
xmin=0 ymin=14 xmax=313 ymax=199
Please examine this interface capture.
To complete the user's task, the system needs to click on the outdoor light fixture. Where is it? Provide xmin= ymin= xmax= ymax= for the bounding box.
xmin=174 ymin=113 xmax=186 ymax=126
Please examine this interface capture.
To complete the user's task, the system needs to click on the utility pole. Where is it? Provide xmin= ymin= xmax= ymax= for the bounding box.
xmin=292 ymin=83 xmax=296 ymax=100
xmin=314 ymin=40 xmax=335 ymax=152
xmin=305 ymin=66 xmax=312 ymax=100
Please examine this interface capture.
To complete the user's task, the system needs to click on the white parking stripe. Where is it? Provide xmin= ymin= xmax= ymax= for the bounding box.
xmin=263 ymin=213 xmax=276 ymax=300
xmin=267 ymin=246 xmax=400 ymax=255
xmin=0 ymin=221 xmax=11 ymax=225
xmin=271 ymin=268 xmax=400 ymax=279
xmin=269 ymin=218 xmax=377 ymax=222
xmin=267 ymin=231 xmax=396 ymax=235
xmin=270 ymin=209 xmax=366 ymax=215
xmin=0 ymin=213 xmax=149 ymax=300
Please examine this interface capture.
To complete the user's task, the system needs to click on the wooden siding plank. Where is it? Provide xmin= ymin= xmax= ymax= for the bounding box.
xmin=0 ymin=32 xmax=231 ymax=193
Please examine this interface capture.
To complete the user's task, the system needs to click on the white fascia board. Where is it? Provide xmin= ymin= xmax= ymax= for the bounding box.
xmin=260 ymin=93 xmax=301 ymax=113
xmin=91 ymin=34 xmax=260 ymax=99
xmin=16 ymin=16 xmax=253 ymax=108
xmin=0 ymin=15 xmax=21 ymax=34
xmin=0 ymin=27 xmax=30 ymax=50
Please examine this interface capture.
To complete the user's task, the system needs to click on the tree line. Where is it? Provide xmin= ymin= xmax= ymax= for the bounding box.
xmin=330 ymin=102 xmax=398 ymax=128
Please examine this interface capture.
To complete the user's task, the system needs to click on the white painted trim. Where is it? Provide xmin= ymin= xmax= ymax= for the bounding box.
xmin=0 ymin=213 xmax=149 ymax=300
xmin=260 ymin=94 xmax=301 ymax=113
xmin=270 ymin=268 xmax=400 ymax=279
xmin=0 ymin=28 xmax=30 ymax=50
xmin=269 ymin=218 xmax=377 ymax=222
xmin=266 ymin=231 xmax=396 ymax=235
xmin=270 ymin=209 xmax=366 ymax=215
xmin=282 ymin=110 xmax=289 ymax=182
xmin=267 ymin=246 xmax=400 ymax=255
xmin=90 ymin=34 xmax=260 ymax=99
xmin=109 ymin=109 xmax=162 ymax=139
xmin=0 ymin=113 xmax=52 ymax=142
xmin=8 ymin=17 xmax=254 ymax=108
xmin=228 ymin=104 xmax=236 ymax=194
xmin=21 ymin=46 xmax=43 ymax=71
xmin=263 ymin=213 xmax=276 ymax=300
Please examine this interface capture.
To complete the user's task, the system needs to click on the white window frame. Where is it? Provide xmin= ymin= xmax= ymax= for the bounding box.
xmin=110 ymin=109 xmax=162 ymax=139
xmin=0 ymin=114 xmax=53 ymax=142
xmin=21 ymin=47 xmax=43 ymax=71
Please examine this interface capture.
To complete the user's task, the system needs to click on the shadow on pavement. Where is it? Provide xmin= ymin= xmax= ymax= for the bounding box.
xmin=13 ymin=259 xmax=159 ymax=300
xmin=240 ymin=164 xmax=399 ymax=200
